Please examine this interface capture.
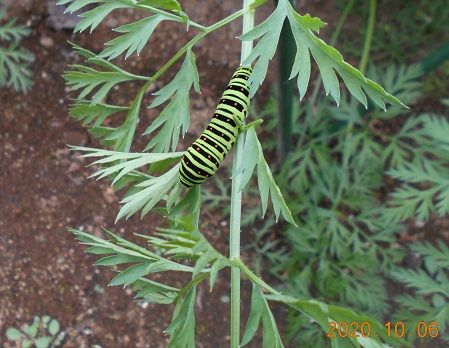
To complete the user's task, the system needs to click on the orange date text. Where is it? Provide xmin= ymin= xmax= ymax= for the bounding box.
xmin=326 ymin=321 xmax=439 ymax=339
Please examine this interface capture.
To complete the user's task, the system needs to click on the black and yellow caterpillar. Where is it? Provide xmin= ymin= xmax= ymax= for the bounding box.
xmin=179 ymin=66 xmax=252 ymax=188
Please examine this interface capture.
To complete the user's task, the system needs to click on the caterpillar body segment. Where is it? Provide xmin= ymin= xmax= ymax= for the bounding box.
xmin=179 ymin=66 xmax=252 ymax=188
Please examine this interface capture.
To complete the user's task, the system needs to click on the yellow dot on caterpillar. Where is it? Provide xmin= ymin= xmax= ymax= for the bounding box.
xmin=234 ymin=102 xmax=237 ymax=106
xmin=196 ymin=147 xmax=200 ymax=151
xmin=198 ymin=171 xmax=200 ymax=174
xmin=208 ymin=155 xmax=211 ymax=158
xmin=215 ymin=145 xmax=217 ymax=147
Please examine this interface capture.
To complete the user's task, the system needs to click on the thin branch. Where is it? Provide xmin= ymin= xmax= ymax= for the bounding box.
xmin=133 ymin=3 xmax=207 ymax=31
xmin=360 ymin=0 xmax=377 ymax=74
xmin=229 ymin=2 xmax=256 ymax=347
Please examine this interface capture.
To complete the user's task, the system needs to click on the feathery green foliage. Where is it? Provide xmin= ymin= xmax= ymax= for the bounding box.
xmin=230 ymin=61 xmax=449 ymax=347
xmin=144 ymin=49 xmax=200 ymax=152
xmin=62 ymin=0 xmax=409 ymax=346
xmin=386 ymin=115 xmax=449 ymax=222
xmin=64 ymin=44 xmax=149 ymax=104
xmin=59 ymin=0 xmax=185 ymax=33
xmin=238 ymin=128 xmax=296 ymax=225
xmin=392 ymin=241 xmax=449 ymax=343
xmin=241 ymin=0 xmax=404 ymax=109
xmin=99 ymin=15 xmax=172 ymax=60
xmin=0 ymin=8 xmax=33 ymax=92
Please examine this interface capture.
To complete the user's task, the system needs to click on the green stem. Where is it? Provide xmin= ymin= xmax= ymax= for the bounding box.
xmin=234 ymin=259 xmax=281 ymax=296
xmin=360 ymin=0 xmax=376 ymax=74
xmin=229 ymin=3 xmax=255 ymax=347
xmin=333 ymin=0 xmax=377 ymax=208
xmin=137 ymin=4 xmax=264 ymax=95
xmin=134 ymin=4 xmax=207 ymax=31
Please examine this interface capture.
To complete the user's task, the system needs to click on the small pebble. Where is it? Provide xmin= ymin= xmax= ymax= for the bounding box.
xmin=138 ymin=301 xmax=149 ymax=309
xmin=414 ymin=219 xmax=426 ymax=228
xmin=40 ymin=36 xmax=54 ymax=48
xmin=220 ymin=295 xmax=230 ymax=303
xmin=83 ymin=328 xmax=93 ymax=335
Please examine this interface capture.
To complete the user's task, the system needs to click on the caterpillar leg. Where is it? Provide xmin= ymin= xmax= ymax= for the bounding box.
xmin=231 ymin=113 xmax=263 ymax=133
xmin=231 ymin=113 xmax=245 ymax=131
xmin=241 ymin=119 xmax=263 ymax=132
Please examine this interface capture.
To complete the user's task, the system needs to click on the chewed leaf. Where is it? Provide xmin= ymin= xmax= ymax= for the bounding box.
xmin=295 ymin=13 xmax=326 ymax=33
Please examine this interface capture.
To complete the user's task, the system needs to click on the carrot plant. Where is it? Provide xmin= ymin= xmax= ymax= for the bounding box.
xmin=0 ymin=6 xmax=33 ymax=92
xmin=235 ymin=1 xmax=449 ymax=346
xmin=255 ymin=63 xmax=449 ymax=347
xmin=62 ymin=0 xmax=408 ymax=346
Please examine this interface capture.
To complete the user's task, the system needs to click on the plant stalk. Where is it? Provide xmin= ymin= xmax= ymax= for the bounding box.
xmin=134 ymin=3 xmax=207 ymax=31
xmin=334 ymin=0 xmax=377 ymax=207
xmin=229 ymin=2 xmax=255 ymax=347
xmin=360 ymin=0 xmax=376 ymax=74
xmin=234 ymin=259 xmax=281 ymax=296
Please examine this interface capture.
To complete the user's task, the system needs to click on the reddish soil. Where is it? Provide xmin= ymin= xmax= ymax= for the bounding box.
xmin=0 ymin=1 xmax=279 ymax=347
